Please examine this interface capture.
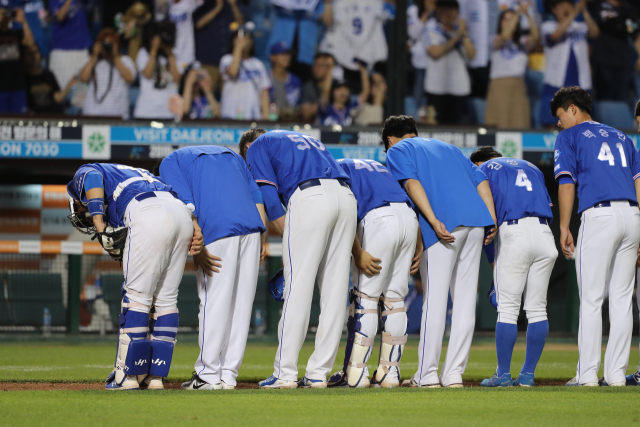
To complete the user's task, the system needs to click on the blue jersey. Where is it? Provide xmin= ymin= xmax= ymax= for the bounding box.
xmin=554 ymin=121 xmax=640 ymax=213
xmin=159 ymin=146 xmax=265 ymax=245
xmin=386 ymin=137 xmax=494 ymax=249
xmin=337 ymin=158 xmax=410 ymax=223
xmin=245 ymin=130 xmax=349 ymax=220
xmin=479 ymin=158 xmax=553 ymax=225
xmin=67 ymin=163 xmax=173 ymax=227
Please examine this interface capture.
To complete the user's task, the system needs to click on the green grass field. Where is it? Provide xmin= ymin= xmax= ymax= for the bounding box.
xmin=2 ymin=336 xmax=640 ymax=426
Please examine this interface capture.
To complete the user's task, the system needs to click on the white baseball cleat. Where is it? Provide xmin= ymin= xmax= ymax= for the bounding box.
xmin=258 ymin=375 xmax=298 ymax=389
xmin=139 ymin=375 xmax=164 ymax=390
xmin=105 ymin=375 xmax=140 ymax=390
xmin=371 ymin=377 xmax=399 ymax=388
xmin=444 ymin=383 xmax=464 ymax=388
xmin=297 ymin=376 xmax=328 ymax=388
xmin=565 ymin=377 xmax=598 ymax=387
xmin=181 ymin=372 xmax=222 ymax=390
xmin=221 ymin=381 xmax=235 ymax=390
xmin=401 ymin=378 xmax=441 ymax=388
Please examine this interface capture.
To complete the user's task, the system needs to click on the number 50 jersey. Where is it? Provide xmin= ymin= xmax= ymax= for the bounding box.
xmin=554 ymin=121 xmax=640 ymax=213
xmin=479 ymin=158 xmax=553 ymax=225
xmin=245 ymin=130 xmax=349 ymax=206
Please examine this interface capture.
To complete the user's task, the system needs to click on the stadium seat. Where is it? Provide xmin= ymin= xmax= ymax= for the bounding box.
xmin=177 ymin=274 xmax=200 ymax=328
xmin=6 ymin=272 xmax=66 ymax=326
xmin=594 ymin=101 xmax=635 ymax=131
xmin=98 ymin=273 xmax=125 ymax=328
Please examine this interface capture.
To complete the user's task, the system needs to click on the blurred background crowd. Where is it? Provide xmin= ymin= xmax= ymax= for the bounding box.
xmin=0 ymin=0 xmax=638 ymax=128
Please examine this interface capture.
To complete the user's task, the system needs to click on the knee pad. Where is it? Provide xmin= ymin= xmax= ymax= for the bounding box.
xmin=149 ymin=307 xmax=179 ymax=378
xmin=344 ymin=289 xmax=378 ymax=387
xmin=114 ymin=295 xmax=151 ymax=385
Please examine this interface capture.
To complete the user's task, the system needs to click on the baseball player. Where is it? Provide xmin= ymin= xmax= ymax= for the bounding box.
xmin=553 ymin=86 xmax=640 ymax=387
xmin=244 ymin=130 xmax=357 ymax=389
xmin=159 ymin=146 xmax=267 ymax=390
xmin=327 ymin=158 xmax=421 ymax=388
xmin=67 ymin=163 xmax=196 ymax=390
xmin=625 ymin=100 xmax=640 ymax=386
xmin=470 ymin=147 xmax=558 ymax=387
xmin=382 ymin=115 xmax=498 ymax=388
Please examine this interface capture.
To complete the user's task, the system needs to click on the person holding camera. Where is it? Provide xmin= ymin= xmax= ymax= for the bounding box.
xmin=48 ymin=0 xmax=92 ymax=88
xmin=80 ymin=28 xmax=136 ymax=119
xmin=0 ymin=7 xmax=35 ymax=114
xmin=220 ymin=27 xmax=270 ymax=120
xmin=180 ymin=66 xmax=220 ymax=119
xmin=134 ymin=22 xmax=182 ymax=120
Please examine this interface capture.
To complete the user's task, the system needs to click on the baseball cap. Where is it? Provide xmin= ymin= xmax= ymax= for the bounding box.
xmin=270 ymin=41 xmax=291 ymax=55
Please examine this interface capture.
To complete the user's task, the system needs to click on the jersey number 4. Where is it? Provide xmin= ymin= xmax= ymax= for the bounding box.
xmin=516 ymin=169 xmax=532 ymax=192
xmin=287 ymin=134 xmax=326 ymax=151
xmin=597 ymin=142 xmax=628 ymax=167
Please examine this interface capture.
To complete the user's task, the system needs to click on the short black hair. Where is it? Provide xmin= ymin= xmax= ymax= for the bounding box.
xmin=381 ymin=116 xmax=418 ymax=151
xmin=550 ymin=86 xmax=592 ymax=118
xmin=470 ymin=146 xmax=503 ymax=164
xmin=239 ymin=128 xmax=267 ymax=160
xmin=635 ymin=99 xmax=640 ymax=118
xmin=547 ymin=0 xmax=573 ymax=12
xmin=314 ymin=52 xmax=335 ymax=62
xmin=435 ymin=0 xmax=459 ymax=10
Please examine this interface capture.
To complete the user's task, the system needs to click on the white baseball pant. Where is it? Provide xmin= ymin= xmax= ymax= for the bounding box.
xmin=195 ymin=233 xmax=261 ymax=386
xmin=354 ymin=203 xmax=418 ymax=378
xmin=413 ymin=226 xmax=484 ymax=387
xmin=122 ymin=192 xmax=194 ymax=311
xmin=574 ymin=201 xmax=640 ymax=385
xmin=494 ymin=217 xmax=558 ymax=325
xmin=273 ymin=179 xmax=357 ymax=381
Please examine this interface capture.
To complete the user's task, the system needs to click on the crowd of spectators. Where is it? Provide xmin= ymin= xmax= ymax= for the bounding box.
xmin=0 ymin=0 xmax=639 ymax=129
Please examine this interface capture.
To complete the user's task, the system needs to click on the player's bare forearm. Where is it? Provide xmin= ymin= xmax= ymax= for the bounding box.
xmin=583 ymin=9 xmax=599 ymax=38
xmin=271 ymin=215 xmax=285 ymax=237
xmin=257 ymin=203 xmax=268 ymax=265
xmin=410 ymin=227 xmax=423 ymax=275
xmin=558 ymin=183 xmax=576 ymax=258
xmin=261 ymin=90 xmax=270 ymax=120
xmin=635 ymin=180 xmax=640 ymax=210
xmin=405 ymin=179 xmax=454 ymax=242
xmin=477 ymin=180 xmax=497 ymax=244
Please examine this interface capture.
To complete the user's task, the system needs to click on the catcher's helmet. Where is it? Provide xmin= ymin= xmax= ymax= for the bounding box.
xmin=67 ymin=197 xmax=96 ymax=235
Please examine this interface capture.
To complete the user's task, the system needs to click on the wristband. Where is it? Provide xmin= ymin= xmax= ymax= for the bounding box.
xmin=87 ymin=198 xmax=105 ymax=217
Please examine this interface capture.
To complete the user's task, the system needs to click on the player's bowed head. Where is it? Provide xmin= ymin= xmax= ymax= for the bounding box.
xmin=239 ymin=128 xmax=267 ymax=161
xmin=550 ymin=85 xmax=593 ymax=131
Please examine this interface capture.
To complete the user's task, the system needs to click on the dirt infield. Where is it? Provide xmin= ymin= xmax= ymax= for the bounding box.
xmin=0 ymin=380 xmax=570 ymax=391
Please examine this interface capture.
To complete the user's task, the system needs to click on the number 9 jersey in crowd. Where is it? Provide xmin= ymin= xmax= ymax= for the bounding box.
xmin=67 ymin=163 xmax=194 ymax=390
xmin=247 ymin=130 xmax=357 ymax=388
xmin=554 ymin=121 xmax=640 ymax=386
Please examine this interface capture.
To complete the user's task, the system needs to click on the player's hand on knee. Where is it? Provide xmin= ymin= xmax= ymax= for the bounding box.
xmin=560 ymin=228 xmax=575 ymax=260
xmin=355 ymin=250 xmax=382 ymax=276
xmin=484 ymin=224 xmax=497 ymax=245
xmin=194 ymin=247 xmax=222 ymax=276
xmin=433 ymin=220 xmax=454 ymax=243
xmin=410 ymin=241 xmax=423 ymax=275
xmin=190 ymin=227 xmax=204 ymax=256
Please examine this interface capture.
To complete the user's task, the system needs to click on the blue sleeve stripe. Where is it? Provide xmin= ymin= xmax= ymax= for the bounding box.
xmin=633 ymin=173 xmax=640 ymax=180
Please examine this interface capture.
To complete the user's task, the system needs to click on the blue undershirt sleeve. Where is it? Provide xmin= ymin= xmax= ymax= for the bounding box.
xmin=260 ymin=184 xmax=286 ymax=220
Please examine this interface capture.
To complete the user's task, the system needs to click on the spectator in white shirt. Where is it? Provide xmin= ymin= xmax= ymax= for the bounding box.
xmin=220 ymin=28 xmax=271 ymax=120
xmin=424 ymin=0 xmax=475 ymax=124
xmin=134 ymin=21 xmax=182 ymax=119
xmin=408 ymin=0 xmax=435 ymax=111
xmin=79 ymin=28 xmax=136 ymax=119
xmin=485 ymin=4 xmax=538 ymax=128
xmin=155 ymin=0 xmax=203 ymax=70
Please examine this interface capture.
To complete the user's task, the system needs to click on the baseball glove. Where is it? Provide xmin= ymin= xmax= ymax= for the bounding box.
xmin=268 ymin=268 xmax=285 ymax=302
xmin=92 ymin=226 xmax=128 ymax=262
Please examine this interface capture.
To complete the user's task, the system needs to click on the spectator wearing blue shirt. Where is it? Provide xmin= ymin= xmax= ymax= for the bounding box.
xmin=193 ymin=0 xmax=248 ymax=94
xmin=319 ymin=63 xmax=369 ymax=126
xmin=180 ymin=65 xmax=221 ymax=119
xmin=269 ymin=41 xmax=302 ymax=120
xmin=48 ymin=0 xmax=92 ymax=88
xmin=6 ymin=0 xmax=49 ymax=59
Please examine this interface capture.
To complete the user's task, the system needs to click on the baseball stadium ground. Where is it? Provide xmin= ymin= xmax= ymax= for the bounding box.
xmin=2 ymin=335 xmax=640 ymax=426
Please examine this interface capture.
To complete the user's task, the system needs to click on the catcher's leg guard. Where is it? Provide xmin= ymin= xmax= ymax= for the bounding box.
xmin=373 ymin=296 xmax=408 ymax=388
xmin=148 ymin=307 xmax=179 ymax=378
xmin=113 ymin=294 xmax=152 ymax=386
xmin=344 ymin=289 xmax=378 ymax=388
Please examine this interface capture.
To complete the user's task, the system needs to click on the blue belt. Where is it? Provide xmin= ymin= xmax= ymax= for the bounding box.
xmin=507 ymin=217 xmax=549 ymax=226
xmin=593 ymin=201 xmax=639 ymax=209
xmin=135 ymin=192 xmax=157 ymax=202
xmin=298 ymin=179 xmax=349 ymax=191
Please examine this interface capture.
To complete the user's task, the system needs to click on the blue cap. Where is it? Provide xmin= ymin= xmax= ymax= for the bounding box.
xmin=270 ymin=41 xmax=291 ymax=55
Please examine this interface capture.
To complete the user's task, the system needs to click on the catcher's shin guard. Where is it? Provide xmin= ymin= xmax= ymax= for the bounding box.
xmin=344 ymin=289 xmax=378 ymax=388
xmin=372 ymin=296 xmax=408 ymax=387
xmin=148 ymin=307 xmax=179 ymax=378
xmin=113 ymin=294 xmax=152 ymax=386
